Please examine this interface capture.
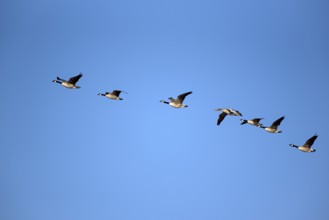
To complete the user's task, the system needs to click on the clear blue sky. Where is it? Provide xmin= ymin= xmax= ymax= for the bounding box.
xmin=1 ymin=0 xmax=329 ymax=220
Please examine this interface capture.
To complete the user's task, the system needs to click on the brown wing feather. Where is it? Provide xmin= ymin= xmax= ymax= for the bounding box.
xmin=68 ymin=73 xmax=83 ymax=84
xmin=271 ymin=116 xmax=285 ymax=127
xmin=217 ymin=112 xmax=227 ymax=126
xmin=112 ymin=90 xmax=122 ymax=96
xmin=304 ymin=134 xmax=318 ymax=148
xmin=177 ymin=91 xmax=192 ymax=102
xmin=253 ymin=118 xmax=263 ymax=123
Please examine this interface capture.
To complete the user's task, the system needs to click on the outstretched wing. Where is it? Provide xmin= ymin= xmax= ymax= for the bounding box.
xmin=68 ymin=73 xmax=83 ymax=84
xmin=177 ymin=91 xmax=192 ymax=103
xmin=230 ymin=109 xmax=242 ymax=116
xmin=271 ymin=116 xmax=285 ymax=127
xmin=217 ymin=112 xmax=227 ymax=126
xmin=112 ymin=90 xmax=122 ymax=96
xmin=253 ymin=118 xmax=263 ymax=123
xmin=304 ymin=134 xmax=318 ymax=148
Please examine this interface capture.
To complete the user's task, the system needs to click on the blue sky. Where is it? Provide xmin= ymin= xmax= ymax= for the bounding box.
xmin=1 ymin=0 xmax=329 ymax=220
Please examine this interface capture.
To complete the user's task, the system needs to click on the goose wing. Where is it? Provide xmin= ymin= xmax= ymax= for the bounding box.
xmin=230 ymin=109 xmax=242 ymax=116
xmin=251 ymin=118 xmax=263 ymax=124
xmin=252 ymin=118 xmax=263 ymax=123
xmin=217 ymin=112 xmax=227 ymax=125
xmin=304 ymin=134 xmax=318 ymax=148
xmin=271 ymin=116 xmax=285 ymax=127
xmin=68 ymin=73 xmax=83 ymax=84
xmin=112 ymin=90 xmax=123 ymax=96
xmin=177 ymin=91 xmax=192 ymax=103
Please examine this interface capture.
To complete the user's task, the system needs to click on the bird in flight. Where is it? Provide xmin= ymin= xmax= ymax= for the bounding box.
xmin=98 ymin=90 xmax=127 ymax=100
xmin=160 ymin=91 xmax=192 ymax=108
xmin=289 ymin=134 xmax=318 ymax=152
xmin=260 ymin=116 xmax=285 ymax=133
xmin=240 ymin=118 xmax=263 ymax=127
xmin=52 ymin=73 xmax=83 ymax=89
xmin=214 ymin=108 xmax=242 ymax=126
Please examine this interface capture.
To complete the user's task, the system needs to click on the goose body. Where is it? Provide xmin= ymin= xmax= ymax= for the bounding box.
xmin=290 ymin=134 xmax=318 ymax=152
xmin=52 ymin=73 xmax=83 ymax=89
xmin=240 ymin=118 xmax=263 ymax=127
xmin=98 ymin=90 xmax=127 ymax=100
xmin=214 ymin=108 xmax=242 ymax=125
xmin=160 ymin=91 xmax=192 ymax=108
xmin=260 ymin=116 xmax=285 ymax=133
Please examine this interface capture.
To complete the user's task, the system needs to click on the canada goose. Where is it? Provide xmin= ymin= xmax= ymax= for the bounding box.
xmin=240 ymin=118 xmax=263 ymax=127
xmin=52 ymin=73 xmax=83 ymax=89
xmin=160 ymin=91 xmax=192 ymax=108
xmin=214 ymin=108 xmax=242 ymax=126
xmin=260 ymin=116 xmax=285 ymax=133
xmin=289 ymin=134 xmax=318 ymax=152
xmin=98 ymin=90 xmax=127 ymax=100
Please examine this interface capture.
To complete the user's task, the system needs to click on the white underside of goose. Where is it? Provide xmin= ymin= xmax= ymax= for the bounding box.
xmin=169 ymin=103 xmax=185 ymax=108
xmin=265 ymin=127 xmax=281 ymax=133
xmin=298 ymin=146 xmax=316 ymax=152
xmin=61 ymin=82 xmax=78 ymax=89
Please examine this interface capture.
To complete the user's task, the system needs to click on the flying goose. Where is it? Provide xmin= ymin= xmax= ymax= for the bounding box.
xmin=214 ymin=108 xmax=242 ymax=126
xmin=240 ymin=118 xmax=263 ymax=127
xmin=160 ymin=91 xmax=192 ymax=108
xmin=260 ymin=116 xmax=285 ymax=133
xmin=98 ymin=90 xmax=127 ymax=100
xmin=289 ymin=134 xmax=318 ymax=152
xmin=52 ymin=73 xmax=83 ymax=89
